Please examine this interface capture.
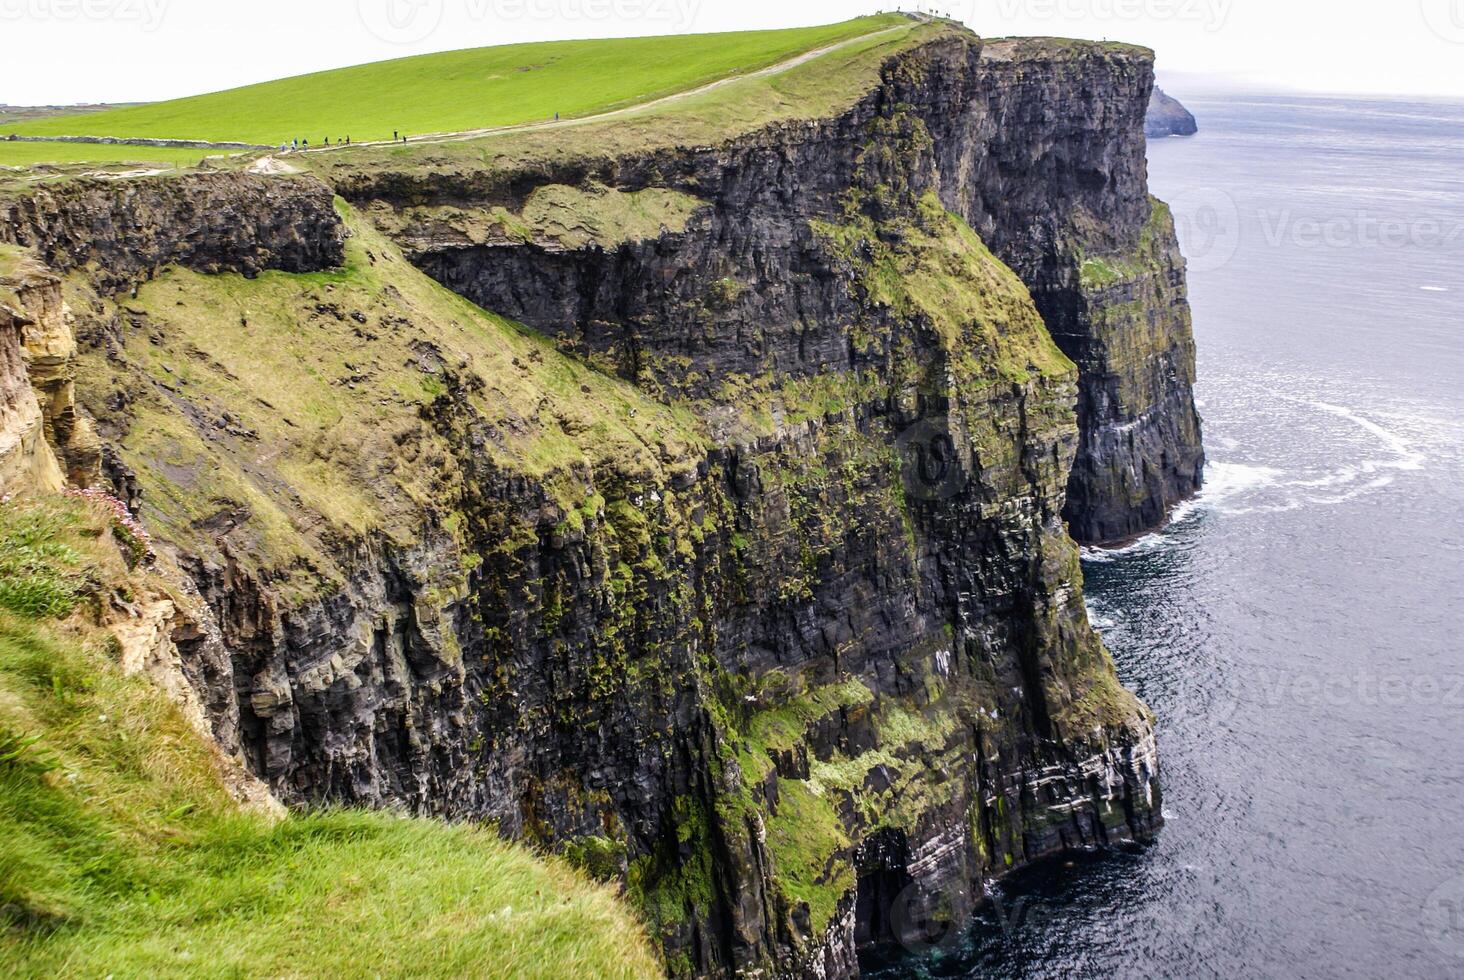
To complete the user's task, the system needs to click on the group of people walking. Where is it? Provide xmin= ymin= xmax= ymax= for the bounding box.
xmin=275 ymin=112 xmax=570 ymax=154
xmin=279 ymin=132 xmax=413 ymax=153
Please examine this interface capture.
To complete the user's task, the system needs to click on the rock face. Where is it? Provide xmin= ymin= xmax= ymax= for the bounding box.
xmin=3 ymin=25 xmax=1197 ymax=979
xmin=0 ymin=252 xmax=64 ymax=495
xmin=3 ymin=256 xmax=101 ymax=488
xmin=1145 ymin=85 xmax=1199 ymax=138
xmin=973 ymin=43 xmax=1205 ymax=543
xmin=0 ymin=172 xmax=345 ymax=292
xmin=1058 ymin=199 xmax=1205 ymax=542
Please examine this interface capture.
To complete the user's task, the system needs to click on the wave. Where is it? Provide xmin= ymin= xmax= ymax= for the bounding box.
xmin=1083 ymin=397 xmax=1434 ymax=560
xmin=1205 ymin=403 xmax=1422 ymax=516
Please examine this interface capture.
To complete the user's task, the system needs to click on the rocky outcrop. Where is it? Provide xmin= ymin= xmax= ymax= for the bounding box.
xmin=0 ymin=252 xmax=63 ymax=495
xmin=1145 ymin=85 xmax=1198 ymax=138
xmin=107 ymin=562 xmax=286 ymax=820
xmin=1 ymin=255 xmax=101 ymax=488
xmin=6 ymin=23 xmax=1195 ymax=980
xmin=1058 ymin=199 xmax=1205 ymax=541
xmin=0 ymin=172 xmax=344 ymax=292
xmin=217 ymin=31 xmax=1170 ymax=975
xmin=364 ymin=36 xmax=1204 ymax=545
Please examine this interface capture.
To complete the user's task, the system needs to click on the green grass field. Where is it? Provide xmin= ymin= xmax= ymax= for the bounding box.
xmin=0 ymin=496 xmax=661 ymax=978
xmin=6 ymin=16 xmax=903 ymax=147
xmin=304 ymin=17 xmax=937 ymax=185
xmin=0 ymin=140 xmax=237 ymax=169
xmin=0 ymin=104 xmax=129 ymax=127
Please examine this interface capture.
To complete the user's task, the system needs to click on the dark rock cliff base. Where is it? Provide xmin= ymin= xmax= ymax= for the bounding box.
xmin=2 ymin=25 xmax=1200 ymax=978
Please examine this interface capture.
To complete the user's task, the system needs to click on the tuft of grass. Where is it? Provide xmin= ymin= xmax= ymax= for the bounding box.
xmin=0 ymin=499 xmax=88 ymax=619
xmin=0 ymin=496 xmax=661 ymax=978
xmin=5 ymin=17 xmax=905 ymax=147
xmin=763 ymin=780 xmax=853 ymax=935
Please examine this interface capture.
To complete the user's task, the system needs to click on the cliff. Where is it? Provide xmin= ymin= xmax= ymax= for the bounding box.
xmin=0 ymin=248 xmax=64 ymax=494
xmin=0 ymin=21 xmax=1196 ymax=978
xmin=1146 ymin=85 xmax=1199 ymax=138
xmin=973 ymin=41 xmax=1204 ymax=543
xmin=0 ymin=493 xmax=662 ymax=977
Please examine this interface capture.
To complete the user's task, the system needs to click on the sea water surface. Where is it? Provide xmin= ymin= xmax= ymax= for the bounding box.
xmin=872 ymin=92 xmax=1464 ymax=978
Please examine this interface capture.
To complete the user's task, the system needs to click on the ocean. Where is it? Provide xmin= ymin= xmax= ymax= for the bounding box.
xmin=872 ymin=91 xmax=1464 ymax=978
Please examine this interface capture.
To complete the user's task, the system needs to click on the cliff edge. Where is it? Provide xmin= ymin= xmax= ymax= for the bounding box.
xmin=0 ymin=20 xmax=1199 ymax=977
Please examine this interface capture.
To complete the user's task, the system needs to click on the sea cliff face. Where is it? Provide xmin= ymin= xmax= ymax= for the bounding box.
xmin=0 ymin=25 xmax=1193 ymax=978
xmin=968 ymin=41 xmax=1205 ymax=543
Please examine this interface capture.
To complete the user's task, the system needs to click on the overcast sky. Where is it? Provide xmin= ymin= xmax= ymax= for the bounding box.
xmin=4 ymin=0 xmax=1463 ymax=106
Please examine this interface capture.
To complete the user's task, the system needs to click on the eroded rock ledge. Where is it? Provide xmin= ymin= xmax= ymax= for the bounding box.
xmin=1 ymin=26 xmax=1194 ymax=979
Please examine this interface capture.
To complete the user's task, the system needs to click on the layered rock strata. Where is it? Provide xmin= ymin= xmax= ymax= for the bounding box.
xmin=1 ymin=25 xmax=1197 ymax=977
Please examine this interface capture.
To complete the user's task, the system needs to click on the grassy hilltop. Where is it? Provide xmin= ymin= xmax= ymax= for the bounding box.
xmin=4 ymin=16 xmax=902 ymax=148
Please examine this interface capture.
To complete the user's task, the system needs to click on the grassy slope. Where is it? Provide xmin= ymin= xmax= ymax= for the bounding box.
xmin=0 ymin=495 xmax=661 ymax=978
xmin=0 ymin=142 xmax=236 ymax=169
xmin=308 ymin=17 xmax=940 ymax=181
xmin=0 ymin=105 xmax=132 ymax=127
xmin=7 ymin=16 xmax=902 ymax=146
xmin=77 ymin=201 xmax=703 ymax=602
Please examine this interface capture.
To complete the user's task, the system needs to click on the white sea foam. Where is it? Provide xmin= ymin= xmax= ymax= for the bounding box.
xmin=1083 ymin=597 xmax=1120 ymax=631
xmin=1420 ymin=286 xmax=1449 ymax=292
xmin=1081 ymin=530 xmax=1173 ymax=562
xmin=1311 ymin=401 xmax=1424 ymax=471
xmin=1083 ymin=398 xmax=1431 ymax=560
xmin=1205 ymin=402 xmax=1424 ymax=516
